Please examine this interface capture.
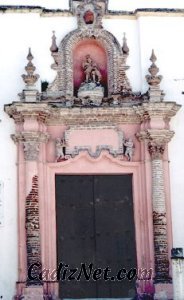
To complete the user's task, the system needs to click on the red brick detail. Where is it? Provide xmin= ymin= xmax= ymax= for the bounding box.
xmin=25 ymin=175 xmax=42 ymax=284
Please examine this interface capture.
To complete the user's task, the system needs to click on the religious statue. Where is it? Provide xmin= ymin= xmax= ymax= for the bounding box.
xmin=124 ymin=138 xmax=134 ymax=161
xmin=82 ymin=55 xmax=102 ymax=84
xmin=78 ymin=54 xmax=104 ymax=105
xmin=56 ymin=138 xmax=66 ymax=161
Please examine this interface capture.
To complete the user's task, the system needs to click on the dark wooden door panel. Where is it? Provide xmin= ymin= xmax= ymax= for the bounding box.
xmin=94 ymin=175 xmax=137 ymax=297
xmin=56 ymin=175 xmax=97 ymax=298
xmin=55 ymin=175 xmax=137 ymax=299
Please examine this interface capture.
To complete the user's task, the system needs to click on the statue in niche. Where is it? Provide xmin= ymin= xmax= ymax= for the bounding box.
xmin=124 ymin=138 xmax=134 ymax=161
xmin=82 ymin=54 xmax=93 ymax=83
xmin=78 ymin=54 xmax=104 ymax=105
xmin=82 ymin=55 xmax=102 ymax=84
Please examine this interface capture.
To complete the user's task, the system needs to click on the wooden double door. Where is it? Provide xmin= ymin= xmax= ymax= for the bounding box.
xmin=55 ymin=175 xmax=137 ymax=299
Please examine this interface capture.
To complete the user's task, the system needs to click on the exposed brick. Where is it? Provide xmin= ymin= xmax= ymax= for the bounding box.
xmin=25 ymin=175 xmax=42 ymax=285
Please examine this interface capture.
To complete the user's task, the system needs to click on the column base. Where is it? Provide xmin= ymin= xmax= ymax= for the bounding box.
xmin=22 ymin=286 xmax=43 ymax=300
xmin=154 ymin=283 xmax=173 ymax=300
xmin=15 ymin=282 xmax=60 ymax=300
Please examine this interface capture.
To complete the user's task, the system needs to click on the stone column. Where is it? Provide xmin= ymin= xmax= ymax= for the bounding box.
xmin=23 ymin=134 xmax=42 ymax=286
xmin=13 ymin=132 xmax=49 ymax=299
xmin=148 ymin=135 xmax=172 ymax=283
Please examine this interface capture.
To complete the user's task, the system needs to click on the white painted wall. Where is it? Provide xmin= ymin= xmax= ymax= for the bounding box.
xmin=0 ymin=3 xmax=184 ymax=299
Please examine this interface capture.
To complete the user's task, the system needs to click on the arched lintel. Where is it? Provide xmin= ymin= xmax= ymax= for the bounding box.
xmin=49 ymin=151 xmax=140 ymax=171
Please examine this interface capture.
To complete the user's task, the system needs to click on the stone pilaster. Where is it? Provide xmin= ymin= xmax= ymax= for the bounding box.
xmin=13 ymin=132 xmax=49 ymax=294
xmin=149 ymin=142 xmax=170 ymax=282
xmin=137 ymin=129 xmax=174 ymax=284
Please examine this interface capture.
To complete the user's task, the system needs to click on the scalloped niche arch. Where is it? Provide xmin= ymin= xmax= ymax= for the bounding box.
xmin=50 ymin=29 xmax=124 ymax=97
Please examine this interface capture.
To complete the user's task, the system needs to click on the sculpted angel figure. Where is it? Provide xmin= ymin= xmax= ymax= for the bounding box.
xmin=56 ymin=138 xmax=66 ymax=161
xmin=124 ymin=138 xmax=134 ymax=161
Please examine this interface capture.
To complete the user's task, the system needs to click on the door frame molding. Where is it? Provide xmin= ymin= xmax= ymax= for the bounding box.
xmin=40 ymin=151 xmax=153 ymax=295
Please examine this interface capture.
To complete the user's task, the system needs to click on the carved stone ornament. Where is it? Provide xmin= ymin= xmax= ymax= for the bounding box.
xmin=56 ymin=138 xmax=67 ymax=162
xmin=76 ymin=0 xmax=103 ymax=29
xmin=146 ymin=50 xmax=162 ymax=87
xmin=148 ymin=141 xmax=165 ymax=160
xmin=12 ymin=132 xmax=49 ymax=161
xmin=124 ymin=138 xmax=134 ymax=161
xmin=22 ymin=48 xmax=40 ymax=88
xmin=55 ymin=128 xmax=135 ymax=161
xmin=23 ymin=141 xmax=40 ymax=161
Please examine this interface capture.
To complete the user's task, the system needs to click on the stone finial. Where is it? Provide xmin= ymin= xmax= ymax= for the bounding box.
xmin=122 ymin=33 xmax=129 ymax=55
xmin=146 ymin=49 xmax=162 ymax=86
xmin=50 ymin=31 xmax=58 ymax=53
xmin=22 ymin=48 xmax=40 ymax=88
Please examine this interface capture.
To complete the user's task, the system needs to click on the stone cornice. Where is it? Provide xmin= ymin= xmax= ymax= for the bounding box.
xmin=5 ymin=102 xmax=141 ymax=125
xmin=5 ymin=101 xmax=181 ymax=126
xmin=5 ymin=102 xmax=51 ymax=124
xmin=134 ymin=102 xmax=181 ymax=121
xmin=1 ymin=6 xmax=184 ymax=19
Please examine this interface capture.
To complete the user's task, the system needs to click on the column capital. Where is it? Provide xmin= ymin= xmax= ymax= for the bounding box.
xmin=137 ymin=129 xmax=174 ymax=159
xmin=148 ymin=141 xmax=165 ymax=160
xmin=12 ymin=131 xmax=49 ymax=161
